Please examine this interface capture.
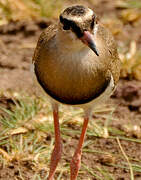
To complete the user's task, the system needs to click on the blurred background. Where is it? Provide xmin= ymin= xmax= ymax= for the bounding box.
xmin=0 ymin=0 xmax=141 ymax=179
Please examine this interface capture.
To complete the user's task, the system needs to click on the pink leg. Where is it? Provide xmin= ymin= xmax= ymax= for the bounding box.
xmin=47 ymin=104 xmax=62 ymax=180
xmin=70 ymin=115 xmax=89 ymax=180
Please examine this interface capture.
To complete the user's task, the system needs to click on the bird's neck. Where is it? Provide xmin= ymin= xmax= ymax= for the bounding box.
xmin=56 ymin=29 xmax=87 ymax=53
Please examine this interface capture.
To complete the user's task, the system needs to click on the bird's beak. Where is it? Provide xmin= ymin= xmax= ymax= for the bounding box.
xmin=80 ymin=31 xmax=99 ymax=56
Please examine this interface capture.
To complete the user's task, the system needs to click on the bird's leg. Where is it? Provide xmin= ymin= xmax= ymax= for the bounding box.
xmin=70 ymin=114 xmax=89 ymax=180
xmin=47 ymin=104 xmax=62 ymax=180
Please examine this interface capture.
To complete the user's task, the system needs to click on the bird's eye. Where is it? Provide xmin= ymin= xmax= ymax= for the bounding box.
xmin=91 ymin=15 xmax=95 ymax=29
xmin=60 ymin=16 xmax=70 ymax=30
xmin=63 ymin=25 xmax=70 ymax=30
xmin=91 ymin=20 xmax=94 ymax=29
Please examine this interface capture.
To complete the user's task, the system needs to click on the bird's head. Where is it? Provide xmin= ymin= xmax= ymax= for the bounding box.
xmin=59 ymin=5 xmax=99 ymax=56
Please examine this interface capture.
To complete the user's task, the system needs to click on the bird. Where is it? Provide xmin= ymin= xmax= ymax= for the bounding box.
xmin=32 ymin=5 xmax=121 ymax=180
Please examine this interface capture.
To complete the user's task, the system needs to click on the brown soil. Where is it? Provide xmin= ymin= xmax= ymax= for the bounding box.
xmin=0 ymin=1 xmax=141 ymax=180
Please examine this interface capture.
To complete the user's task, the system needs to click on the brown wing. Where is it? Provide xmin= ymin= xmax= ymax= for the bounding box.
xmin=98 ymin=23 xmax=121 ymax=84
xmin=32 ymin=23 xmax=58 ymax=63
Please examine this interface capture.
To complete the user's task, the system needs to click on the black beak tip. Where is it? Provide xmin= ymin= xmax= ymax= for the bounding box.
xmin=91 ymin=46 xmax=99 ymax=56
xmin=88 ymin=41 xmax=99 ymax=56
xmin=95 ymin=51 xmax=99 ymax=56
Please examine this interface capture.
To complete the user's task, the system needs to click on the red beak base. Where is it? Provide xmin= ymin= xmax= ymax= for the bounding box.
xmin=80 ymin=31 xmax=99 ymax=56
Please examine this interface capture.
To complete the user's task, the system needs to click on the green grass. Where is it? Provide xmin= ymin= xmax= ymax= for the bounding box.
xmin=118 ymin=0 xmax=141 ymax=9
xmin=0 ymin=97 xmax=40 ymax=129
xmin=0 ymin=94 xmax=141 ymax=179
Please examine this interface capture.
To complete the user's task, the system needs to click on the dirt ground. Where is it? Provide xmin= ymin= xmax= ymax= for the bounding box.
xmin=0 ymin=1 xmax=141 ymax=179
